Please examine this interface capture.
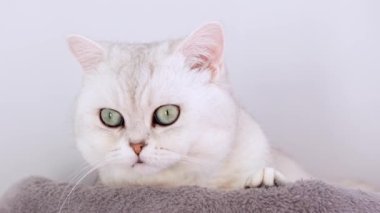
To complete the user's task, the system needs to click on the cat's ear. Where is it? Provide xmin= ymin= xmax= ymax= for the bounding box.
xmin=67 ymin=35 xmax=105 ymax=72
xmin=179 ymin=22 xmax=224 ymax=75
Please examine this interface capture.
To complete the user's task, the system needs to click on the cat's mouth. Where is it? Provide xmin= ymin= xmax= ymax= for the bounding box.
xmin=131 ymin=158 xmax=145 ymax=167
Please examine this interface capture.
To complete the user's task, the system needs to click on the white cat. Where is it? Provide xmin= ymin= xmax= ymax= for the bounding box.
xmin=67 ymin=23 xmax=309 ymax=190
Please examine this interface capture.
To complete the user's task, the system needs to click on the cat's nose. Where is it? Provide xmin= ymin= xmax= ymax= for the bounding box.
xmin=129 ymin=141 xmax=146 ymax=155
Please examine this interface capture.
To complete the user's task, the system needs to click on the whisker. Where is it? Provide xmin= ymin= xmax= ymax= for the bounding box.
xmin=58 ymin=164 xmax=103 ymax=213
xmin=180 ymin=156 xmax=207 ymax=166
xmin=57 ymin=155 xmax=120 ymax=213
xmin=66 ymin=163 xmax=93 ymax=183
xmin=56 ymin=160 xmax=102 ymax=211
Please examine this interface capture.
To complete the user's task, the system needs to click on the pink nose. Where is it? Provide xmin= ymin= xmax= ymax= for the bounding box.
xmin=129 ymin=142 xmax=145 ymax=155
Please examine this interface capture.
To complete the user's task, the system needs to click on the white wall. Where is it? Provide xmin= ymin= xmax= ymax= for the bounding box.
xmin=0 ymin=0 xmax=379 ymax=193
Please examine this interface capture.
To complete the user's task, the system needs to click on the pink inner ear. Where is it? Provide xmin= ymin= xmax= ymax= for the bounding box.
xmin=181 ymin=23 xmax=224 ymax=72
xmin=67 ymin=35 xmax=104 ymax=71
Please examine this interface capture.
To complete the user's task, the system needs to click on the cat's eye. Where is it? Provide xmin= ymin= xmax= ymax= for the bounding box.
xmin=99 ymin=108 xmax=124 ymax=128
xmin=153 ymin=105 xmax=180 ymax=126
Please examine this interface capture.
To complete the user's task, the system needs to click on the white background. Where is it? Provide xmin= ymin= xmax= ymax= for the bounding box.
xmin=0 ymin=0 xmax=379 ymax=194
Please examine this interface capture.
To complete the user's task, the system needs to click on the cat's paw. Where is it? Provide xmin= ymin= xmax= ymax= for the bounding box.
xmin=244 ymin=167 xmax=288 ymax=188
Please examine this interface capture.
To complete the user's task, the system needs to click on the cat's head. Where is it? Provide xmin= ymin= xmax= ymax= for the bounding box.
xmin=68 ymin=23 xmax=239 ymax=185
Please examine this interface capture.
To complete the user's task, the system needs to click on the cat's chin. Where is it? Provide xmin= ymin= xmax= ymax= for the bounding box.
xmin=128 ymin=162 xmax=164 ymax=175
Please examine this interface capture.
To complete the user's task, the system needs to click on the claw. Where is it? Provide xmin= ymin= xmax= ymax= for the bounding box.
xmin=244 ymin=167 xmax=288 ymax=188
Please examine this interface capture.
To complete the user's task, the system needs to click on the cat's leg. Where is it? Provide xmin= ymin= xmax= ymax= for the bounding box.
xmin=244 ymin=167 xmax=288 ymax=188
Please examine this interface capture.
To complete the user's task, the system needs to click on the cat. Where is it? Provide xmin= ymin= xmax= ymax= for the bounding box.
xmin=67 ymin=23 xmax=310 ymax=190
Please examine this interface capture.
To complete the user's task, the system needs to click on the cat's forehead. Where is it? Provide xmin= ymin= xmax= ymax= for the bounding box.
xmin=103 ymin=40 xmax=181 ymax=74
xmin=89 ymin=40 xmax=187 ymax=110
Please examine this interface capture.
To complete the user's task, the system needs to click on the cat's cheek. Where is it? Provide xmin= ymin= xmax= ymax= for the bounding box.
xmin=76 ymin=138 xmax=105 ymax=166
xmin=139 ymin=156 xmax=177 ymax=171
xmin=154 ymin=129 xmax=192 ymax=155
xmin=115 ymin=143 xmax=139 ymax=164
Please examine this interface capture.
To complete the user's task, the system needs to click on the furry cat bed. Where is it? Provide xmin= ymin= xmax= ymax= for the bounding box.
xmin=1 ymin=177 xmax=379 ymax=213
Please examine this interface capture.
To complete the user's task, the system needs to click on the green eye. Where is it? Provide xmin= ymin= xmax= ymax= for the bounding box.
xmin=99 ymin=108 xmax=124 ymax=128
xmin=153 ymin=105 xmax=180 ymax=126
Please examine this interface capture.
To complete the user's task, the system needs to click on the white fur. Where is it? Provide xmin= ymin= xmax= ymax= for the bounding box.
xmin=69 ymin=23 xmax=309 ymax=189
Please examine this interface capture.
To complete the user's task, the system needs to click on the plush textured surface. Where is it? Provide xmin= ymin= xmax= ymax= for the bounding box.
xmin=1 ymin=177 xmax=379 ymax=213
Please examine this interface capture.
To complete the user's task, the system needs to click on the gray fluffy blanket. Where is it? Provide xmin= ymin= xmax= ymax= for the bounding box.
xmin=1 ymin=177 xmax=379 ymax=213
